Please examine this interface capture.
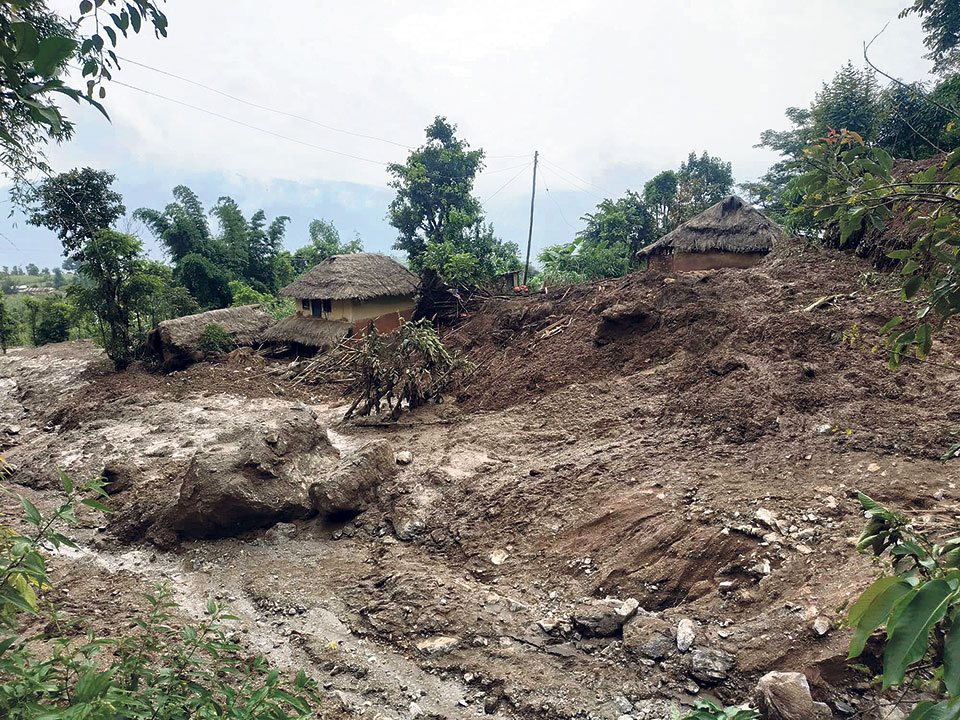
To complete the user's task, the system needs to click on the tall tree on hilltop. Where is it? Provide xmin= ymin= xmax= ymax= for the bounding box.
xmin=135 ymin=185 xmax=211 ymax=264
xmin=388 ymin=116 xmax=485 ymax=269
xmin=26 ymin=167 xmax=126 ymax=261
xmin=676 ymin=151 xmax=734 ymax=222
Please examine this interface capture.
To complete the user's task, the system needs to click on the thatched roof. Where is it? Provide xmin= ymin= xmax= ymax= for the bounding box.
xmin=280 ymin=253 xmax=419 ymax=300
xmin=637 ymin=196 xmax=782 ymax=258
xmin=148 ymin=304 xmax=274 ymax=360
xmin=262 ymin=314 xmax=352 ymax=349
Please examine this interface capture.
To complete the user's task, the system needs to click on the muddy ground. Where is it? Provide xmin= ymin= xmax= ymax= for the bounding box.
xmin=1 ymin=241 xmax=959 ymax=720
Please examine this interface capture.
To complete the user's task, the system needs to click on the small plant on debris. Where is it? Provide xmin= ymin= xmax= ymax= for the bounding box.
xmin=0 ymin=460 xmax=318 ymax=719
xmin=344 ymin=317 xmax=474 ymax=420
xmin=844 ymin=492 xmax=960 ymax=719
xmin=196 ymin=322 xmax=234 ymax=354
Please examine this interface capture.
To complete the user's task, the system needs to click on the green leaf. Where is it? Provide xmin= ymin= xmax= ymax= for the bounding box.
xmin=883 ymin=579 xmax=954 ymax=689
xmin=903 ymin=276 xmax=924 ymax=300
xmin=80 ymin=498 xmax=114 ymax=514
xmin=876 ymin=148 xmax=894 ymax=172
xmin=19 ymin=497 xmax=42 ymax=526
xmin=59 ymin=470 xmax=74 ymax=495
xmin=34 ymin=36 xmax=78 ymax=77
xmin=12 ymin=21 xmax=39 ymax=62
xmin=849 ymin=576 xmax=911 ymax=626
xmin=943 ymin=615 xmax=960 ymax=695
xmin=904 ymin=700 xmax=960 ymax=720
xmin=880 ymin=317 xmax=904 ymax=335
xmin=848 ymin=579 xmax=913 ymax=659
xmin=80 ymin=0 xmax=93 ymax=12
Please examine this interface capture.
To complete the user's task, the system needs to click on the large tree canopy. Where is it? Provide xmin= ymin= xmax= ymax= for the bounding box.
xmin=388 ymin=116 xmax=485 ymax=268
xmin=26 ymin=167 xmax=126 ymax=261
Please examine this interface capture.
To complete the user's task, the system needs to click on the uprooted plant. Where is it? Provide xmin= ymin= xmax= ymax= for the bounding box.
xmin=0 ymin=460 xmax=319 ymax=719
xmin=343 ymin=318 xmax=474 ymax=420
xmin=844 ymin=492 xmax=960 ymax=719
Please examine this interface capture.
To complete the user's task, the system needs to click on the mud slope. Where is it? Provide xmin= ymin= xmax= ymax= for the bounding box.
xmin=1 ymin=240 xmax=959 ymax=720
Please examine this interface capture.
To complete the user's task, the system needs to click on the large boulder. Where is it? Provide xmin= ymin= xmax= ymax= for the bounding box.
xmin=164 ymin=405 xmax=335 ymax=541
xmin=310 ymin=439 xmax=396 ymax=516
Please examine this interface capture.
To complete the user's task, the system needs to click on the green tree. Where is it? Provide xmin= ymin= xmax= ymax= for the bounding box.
xmin=176 ymin=252 xmax=232 ymax=309
xmin=0 ymin=294 xmax=19 ymax=352
xmin=291 ymin=219 xmax=363 ymax=274
xmin=579 ymin=191 xmax=654 ymax=260
xmin=753 ymin=63 xmax=884 ymax=220
xmin=643 ymin=170 xmax=679 ymax=233
xmin=676 ymin=151 xmax=734 ymax=221
xmin=52 ymin=266 xmax=64 ymax=288
xmin=135 ymin=185 xmax=212 ymax=264
xmin=34 ymin=296 xmax=70 ymax=344
xmin=901 ymin=0 xmax=960 ymax=75
xmin=388 ymin=116 xmax=485 ymax=269
xmin=24 ymin=262 xmax=38 ymax=275
xmin=1 ymin=2 xmax=168 ymax=187
xmin=26 ymin=167 xmax=126 ymax=261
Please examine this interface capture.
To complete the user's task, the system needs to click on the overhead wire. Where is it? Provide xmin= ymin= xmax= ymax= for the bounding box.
xmin=539 ymin=156 xmax=613 ymax=198
xmin=109 ymin=79 xmax=394 ymax=167
xmin=116 ymin=55 xmax=414 ymax=149
xmin=543 ymin=186 xmax=576 ymax=231
xmin=481 ymin=161 xmax=532 ymax=203
xmin=538 ymin=163 xmax=605 ymax=201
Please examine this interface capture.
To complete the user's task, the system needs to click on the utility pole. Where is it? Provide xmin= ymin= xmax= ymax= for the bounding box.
xmin=523 ymin=150 xmax=538 ymax=285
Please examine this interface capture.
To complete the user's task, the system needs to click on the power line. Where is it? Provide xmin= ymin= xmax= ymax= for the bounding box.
xmin=116 ymin=56 xmax=533 ymax=162
xmin=482 ymin=161 xmax=532 ymax=203
xmin=538 ymin=163 xmax=605 ymax=201
xmin=110 ymin=79 xmax=394 ymax=167
xmin=544 ymin=186 xmax=576 ymax=231
xmin=482 ymin=160 xmax=534 ymax=175
xmin=117 ymin=55 xmax=414 ymax=150
xmin=540 ymin=156 xmax=613 ymax=198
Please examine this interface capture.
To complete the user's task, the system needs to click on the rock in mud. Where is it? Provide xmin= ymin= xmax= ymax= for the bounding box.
xmin=756 ymin=671 xmax=829 ymax=720
xmin=622 ymin=613 xmax=675 ymax=659
xmin=689 ymin=648 xmax=735 ymax=684
xmin=676 ymin=618 xmax=696 ymax=652
xmin=395 ymin=450 xmax=413 ymax=465
xmin=572 ymin=598 xmax=638 ymax=637
xmin=310 ymin=439 xmax=396 ymax=515
xmin=165 ymin=407 xmax=332 ymax=541
xmin=416 ymin=635 xmax=459 ymax=657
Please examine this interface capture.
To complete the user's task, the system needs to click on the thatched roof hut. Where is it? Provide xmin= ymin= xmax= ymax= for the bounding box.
xmin=262 ymin=315 xmax=352 ymax=350
xmin=638 ymin=196 xmax=782 ymax=272
xmin=146 ymin=304 xmax=275 ymax=368
xmin=280 ymin=253 xmax=418 ymax=300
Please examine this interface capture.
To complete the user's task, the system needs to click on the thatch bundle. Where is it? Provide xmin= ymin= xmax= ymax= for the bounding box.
xmin=147 ymin=305 xmax=275 ymax=365
xmin=280 ymin=253 xmax=419 ymax=300
xmin=638 ymin=195 xmax=782 ymax=258
xmin=262 ymin=314 xmax=352 ymax=350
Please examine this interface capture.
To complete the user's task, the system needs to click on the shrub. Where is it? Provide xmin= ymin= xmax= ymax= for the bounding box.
xmin=197 ymin=323 xmax=234 ymax=354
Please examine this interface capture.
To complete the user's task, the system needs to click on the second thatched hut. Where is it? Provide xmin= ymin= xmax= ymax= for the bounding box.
xmin=637 ymin=195 xmax=782 ymax=272
xmin=265 ymin=253 xmax=419 ymax=351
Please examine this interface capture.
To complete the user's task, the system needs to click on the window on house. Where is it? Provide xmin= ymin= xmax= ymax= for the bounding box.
xmin=301 ymin=299 xmax=310 ymax=311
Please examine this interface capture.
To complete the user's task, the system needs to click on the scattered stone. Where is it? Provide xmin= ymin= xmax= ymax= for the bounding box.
xmin=572 ymin=598 xmax=635 ymax=637
xmin=5 ymin=425 xmax=20 ymax=435
xmin=623 ymin=614 xmax=674 ymax=659
xmin=676 ymin=618 xmax=696 ymax=652
xmin=490 ymin=549 xmax=509 ymax=565
xmin=811 ymin=616 xmax=831 ymax=636
xmin=823 ymin=495 xmax=838 ymax=510
xmin=264 ymin=522 xmax=297 ymax=545
xmin=409 ymin=701 xmax=423 ymax=717
xmin=750 ymin=559 xmax=772 ymax=577
xmin=756 ymin=671 xmax=819 ymax=720
xmin=416 ymin=635 xmax=459 ymax=657
xmin=689 ymin=648 xmax=735 ymax=684
xmin=867 ymin=463 xmax=881 ymax=472
xmin=395 ymin=450 xmax=413 ymax=465
xmin=755 ymin=508 xmax=785 ymax=533
xmin=796 ymin=544 xmax=813 ymax=555
xmin=614 ymin=695 xmax=633 ymax=714
xmin=618 ymin=598 xmax=640 ymax=618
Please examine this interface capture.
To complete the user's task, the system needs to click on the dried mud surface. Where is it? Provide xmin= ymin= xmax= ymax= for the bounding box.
xmin=1 ymin=241 xmax=959 ymax=719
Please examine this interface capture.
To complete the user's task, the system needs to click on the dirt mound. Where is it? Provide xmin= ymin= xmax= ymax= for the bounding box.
xmin=447 ymin=238 xmax=958 ymax=459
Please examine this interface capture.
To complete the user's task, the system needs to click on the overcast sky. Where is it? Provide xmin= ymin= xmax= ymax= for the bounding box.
xmin=0 ymin=1 xmax=936 ymax=269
